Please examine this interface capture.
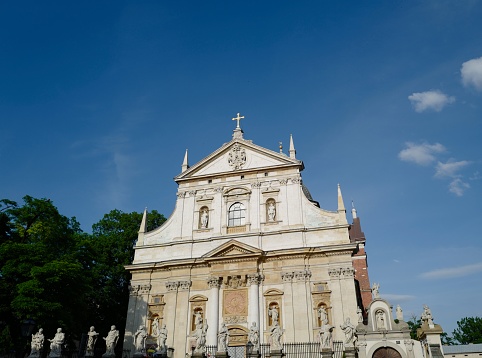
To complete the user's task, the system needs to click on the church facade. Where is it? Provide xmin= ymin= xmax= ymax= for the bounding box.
xmin=123 ymin=117 xmax=372 ymax=355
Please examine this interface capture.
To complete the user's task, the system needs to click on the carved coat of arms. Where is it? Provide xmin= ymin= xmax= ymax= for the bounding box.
xmin=228 ymin=144 xmax=246 ymax=170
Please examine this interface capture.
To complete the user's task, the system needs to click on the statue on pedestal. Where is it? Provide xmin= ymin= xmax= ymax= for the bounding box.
xmin=102 ymin=325 xmax=119 ymax=357
xmin=193 ymin=319 xmax=208 ymax=354
xmin=319 ymin=324 xmax=333 ymax=349
xmin=29 ymin=328 xmax=44 ymax=357
xmin=85 ymin=326 xmax=99 ymax=356
xmin=357 ymin=307 xmax=363 ymax=323
xmin=134 ymin=325 xmax=147 ymax=354
xmin=217 ymin=323 xmax=229 ymax=352
xmin=270 ymin=321 xmax=284 ymax=351
xmin=371 ymin=283 xmax=380 ymax=299
xmin=422 ymin=305 xmax=434 ymax=326
xmin=340 ymin=318 xmax=356 ymax=346
xmin=248 ymin=322 xmax=260 ymax=351
xmin=48 ymin=328 xmax=65 ymax=358
xmin=396 ymin=305 xmax=403 ymax=321
xmin=157 ymin=324 xmax=168 ymax=353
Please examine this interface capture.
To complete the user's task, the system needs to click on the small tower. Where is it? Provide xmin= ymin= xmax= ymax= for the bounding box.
xmin=289 ymin=134 xmax=296 ymax=159
xmin=182 ymin=149 xmax=189 ymax=172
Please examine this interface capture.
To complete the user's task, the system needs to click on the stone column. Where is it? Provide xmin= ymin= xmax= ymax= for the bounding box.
xmin=207 ymin=276 xmax=221 ymax=346
xmin=247 ymin=273 xmax=263 ymax=329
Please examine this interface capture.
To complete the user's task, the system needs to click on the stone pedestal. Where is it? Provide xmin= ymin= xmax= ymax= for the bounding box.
xmin=247 ymin=351 xmax=261 ymax=358
xmin=321 ymin=348 xmax=333 ymax=358
xmin=215 ymin=351 xmax=230 ymax=358
xmin=344 ymin=346 xmax=356 ymax=358
xmin=270 ymin=350 xmax=284 ymax=358
xmin=192 ymin=353 xmax=206 ymax=358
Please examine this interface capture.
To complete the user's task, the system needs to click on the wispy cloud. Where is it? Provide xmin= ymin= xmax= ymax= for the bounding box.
xmin=461 ymin=56 xmax=482 ymax=91
xmin=398 ymin=142 xmax=446 ymax=165
xmin=382 ymin=294 xmax=416 ymax=302
xmin=408 ymin=90 xmax=455 ymax=112
xmin=420 ymin=262 xmax=482 ymax=279
xmin=435 ymin=160 xmax=471 ymax=178
xmin=448 ymin=178 xmax=470 ymax=196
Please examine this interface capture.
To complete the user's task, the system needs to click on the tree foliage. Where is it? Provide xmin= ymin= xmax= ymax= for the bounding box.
xmin=0 ymin=196 xmax=165 ymax=354
xmin=452 ymin=317 xmax=482 ymax=344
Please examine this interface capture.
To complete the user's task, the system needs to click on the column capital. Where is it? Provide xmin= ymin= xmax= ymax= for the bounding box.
xmin=207 ymin=276 xmax=222 ymax=289
xmin=247 ymin=273 xmax=264 ymax=286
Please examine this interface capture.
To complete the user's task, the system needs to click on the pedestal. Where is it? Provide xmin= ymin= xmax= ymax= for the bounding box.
xmin=215 ymin=351 xmax=230 ymax=358
xmin=321 ymin=348 xmax=333 ymax=358
xmin=247 ymin=351 xmax=261 ymax=358
xmin=344 ymin=346 xmax=356 ymax=358
xmin=192 ymin=353 xmax=206 ymax=358
xmin=270 ymin=349 xmax=284 ymax=358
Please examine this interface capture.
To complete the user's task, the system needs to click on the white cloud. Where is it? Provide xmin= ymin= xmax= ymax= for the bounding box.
xmin=382 ymin=294 xmax=416 ymax=302
xmin=461 ymin=57 xmax=482 ymax=91
xmin=408 ymin=90 xmax=455 ymax=112
xmin=398 ymin=142 xmax=446 ymax=165
xmin=448 ymin=178 xmax=470 ymax=196
xmin=435 ymin=160 xmax=471 ymax=178
xmin=420 ymin=262 xmax=482 ymax=279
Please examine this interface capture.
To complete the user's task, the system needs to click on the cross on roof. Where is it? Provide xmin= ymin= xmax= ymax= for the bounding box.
xmin=232 ymin=113 xmax=244 ymax=129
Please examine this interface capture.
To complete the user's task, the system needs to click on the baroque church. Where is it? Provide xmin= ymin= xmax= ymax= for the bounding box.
xmin=123 ymin=114 xmax=409 ymax=357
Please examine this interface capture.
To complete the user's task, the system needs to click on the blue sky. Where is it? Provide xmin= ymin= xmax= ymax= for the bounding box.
xmin=1 ymin=1 xmax=481 ymax=335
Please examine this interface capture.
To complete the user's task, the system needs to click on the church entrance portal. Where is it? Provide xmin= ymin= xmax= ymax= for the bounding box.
xmin=372 ymin=347 xmax=402 ymax=358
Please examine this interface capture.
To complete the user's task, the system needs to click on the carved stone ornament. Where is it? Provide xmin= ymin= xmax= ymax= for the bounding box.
xmin=328 ymin=268 xmax=341 ymax=279
xmin=138 ymin=284 xmax=151 ymax=294
xmin=294 ymin=270 xmax=312 ymax=281
xmin=279 ymin=179 xmax=288 ymax=185
xmin=176 ymin=192 xmax=186 ymax=199
xmin=228 ymin=143 xmax=247 ymax=170
xmin=291 ymin=177 xmax=302 ymax=184
xmin=189 ymin=190 xmax=196 ymax=196
xmin=179 ymin=281 xmax=191 ymax=291
xmin=226 ymin=275 xmax=245 ymax=289
xmin=207 ymin=276 xmax=221 ymax=289
xmin=251 ymin=182 xmax=262 ymax=188
xmin=224 ymin=316 xmax=247 ymax=324
xmin=165 ymin=282 xmax=180 ymax=291
xmin=247 ymin=273 xmax=264 ymax=286
xmin=341 ymin=267 xmax=355 ymax=278
xmin=281 ymin=272 xmax=294 ymax=282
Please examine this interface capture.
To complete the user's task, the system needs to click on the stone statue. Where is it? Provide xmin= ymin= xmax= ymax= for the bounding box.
xmin=268 ymin=306 xmax=279 ymax=324
xmin=85 ymin=326 xmax=99 ymax=356
xmin=157 ymin=324 xmax=168 ymax=352
xmin=217 ymin=323 xmax=229 ymax=352
xmin=267 ymin=202 xmax=276 ymax=222
xmin=318 ymin=306 xmax=328 ymax=326
xmin=134 ymin=325 xmax=147 ymax=354
xmin=319 ymin=324 xmax=333 ymax=349
xmin=376 ymin=311 xmax=386 ymax=330
xmin=396 ymin=305 xmax=403 ymax=321
xmin=194 ymin=319 xmax=208 ymax=353
xmin=357 ymin=307 xmax=363 ymax=323
xmin=372 ymin=283 xmax=380 ymax=299
xmin=270 ymin=321 xmax=284 ymax=351
xmin=194 ymin=311 xmax=203 ymax=330
xmin=340 ymin=318 xmax=356 ymax=346
xmin=200 ymin=209 xmax=209 ymax=229
xmin=103 ymin=325 xmax=119 ymax=357
xmin=29 ymin=328 xmax=44 ymax=357
xmin=48 ymin=328 xmax=65 ymax=358
xmin=422 ymin=305 xmax=434 ymax=326
xmin=248 ymin=322 xmax=260 ymax=351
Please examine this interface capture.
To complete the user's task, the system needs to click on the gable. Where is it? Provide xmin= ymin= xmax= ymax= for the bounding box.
xmin=202 ymin=239 xmax=264 ymax=261
xmin=176 ymin=139 xmax=302 ymax=181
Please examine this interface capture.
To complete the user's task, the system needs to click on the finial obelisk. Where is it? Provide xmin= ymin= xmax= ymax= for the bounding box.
xmin=232 ymin=113 xmax=244 ymax=129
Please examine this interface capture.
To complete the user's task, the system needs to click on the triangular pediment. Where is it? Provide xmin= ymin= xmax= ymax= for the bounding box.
xmin=176 ymin=138 xmax=302 ymax=181
xmin=202 ymin=240 xmax=264 ymax=260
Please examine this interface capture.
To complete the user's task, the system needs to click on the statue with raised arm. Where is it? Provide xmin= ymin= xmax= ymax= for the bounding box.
xmin=134 ymin=325 xmax=147 ymax=354
xmin=29 ymin=328 xmax=44 ymax=357
xmin=217 ymin=323 xmax=229 ymax=352
xmin=102 ymin=325 xmax=119 ymax=357
xmin=248 ymin=322 xmax=260 ymax=351
xmin=48 ymin=328 xmax=65 ymax=358
xmin=85 ymin=326 xmax=99 ymax=356
xmin=340 ymin=318 xmax=356 ymax=346
xmin=270 ymin=321 xmax=284 ymax=351
xmin=372 ymin=283 xmax=380 ymax=299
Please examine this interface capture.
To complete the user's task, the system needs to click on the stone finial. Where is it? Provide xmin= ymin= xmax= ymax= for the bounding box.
xmin=351 ymin=200 xmax=357 ymax=219
xmin=289 ymin=134 xmax=296 ymax=159
xmin=138 ymin=208 xmax=147 ymax=234
xmin=182 ymin=149 xmax=189 ymax=172
xmin=337 ymin=184 xmax=346 ymax=212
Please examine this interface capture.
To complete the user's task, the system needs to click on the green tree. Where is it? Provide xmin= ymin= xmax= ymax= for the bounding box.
xmin=452 ymin=317 xmax=482 ymax=344
xmin=407 ymin=315 xmax=421 ymax=340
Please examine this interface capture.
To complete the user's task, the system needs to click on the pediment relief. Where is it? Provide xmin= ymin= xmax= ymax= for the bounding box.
xmin=203 ymin=240 xmax=263 ymax=261
xmin=224 ymin=187 xmax=251 ymax=197
xmin=175 ymin=140 xmax=302 ymax=181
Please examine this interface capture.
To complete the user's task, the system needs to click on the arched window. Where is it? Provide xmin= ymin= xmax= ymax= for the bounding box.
xmin=228 ymin=202 xmax=245 ymax=227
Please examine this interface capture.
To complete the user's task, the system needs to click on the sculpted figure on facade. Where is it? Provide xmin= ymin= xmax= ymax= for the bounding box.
xmin=422 ymin=305 xmax=434 ymax=326
xmin=357 ymin=307 xmax=363 ymax=323
xmin=103 ymin=325 xmax=119 ymax=357
xmin=217 ymin=323 xmax=229 ymax=352
xmin=376 ymin=310 xmax=386 ymax=330
xmin=270 ymin=321 xmax=284 ymax=351
xmin=267 ymin=201 xmax=276 ymax=222
xmin=396 ymin=305 xmax=404 ymax=321
xmin=340 ymin=318 xmax=356 ymax=346
xmin=29 ymin=328 xmax=45 ymax=357
xmin=372 ymin=283 xmax=380 ymax=299
xmin=157 ymin=324 xmax=168 ymax=352
xmin=200 ymin=208 xmax=209 ymax=229
xmin=248 ymin=322 xmax=260 ymax=351
xmin=134 ymin=325 xmax=147 ymax=354
xmin=318 ymin=306 xmax=328 ymax=326
xmin=194 ymin=311 xmax=203 ymax=330
xmin=48 ymin=328 xmax=65 ymax=357
xmin=319 ymin=324 xmax=334 ymax=349
xmin=85 ymin=326 xmax=99 ymax=356
xmin=194 ymin=320 xmax=208 ymax=354
xmin=269 ymin=305 xmax=279 ymax=324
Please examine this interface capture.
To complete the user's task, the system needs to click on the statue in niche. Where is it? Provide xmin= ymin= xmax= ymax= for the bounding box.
xmin=319 ymin=323 xmax=334 ymax=349
xmin=217 ymin=322 xmax=229 ymax=352
xmin=340 ymin=318 xmax=356 ymax=345
xmin=422 ymin=305 xmax=434 ymax=326
xmin=372 ymin=282 xmax=380 ymax=299
xmin=357 ymin=307 xmax=363 ymax=323
xmin=376 ymin=310 xmax=386 ymax=330
xmin=269 ymin=305 xmax=279 ymax=324
xmin=85 ymin=326 xmax=99 ymax=356
xmin=270 ymin=321 xmax=284 ymax=351
xmin=396 ymin=305 xmax=403 ymax=321
xmin=48 ymin=328 xmax=65 ymax=357
xmin=102 ymin=325 xmax=119 ymax=357
xmin=267 ymin=201 xmax=276 ymax=222
xmin=134 ymin=325 xmax=147 ymax=354
xmin=248 ymin=322 xmax=260 ymax=351
xmin=200 ymin=208 xmax=209 ymax=229
xmin=29 ymin=328 xmax=44 ymax=357
xmin=318 ymin=306 xmax=328 ymax=326
xmin=194 ymin=311 xmax=203 ymax=331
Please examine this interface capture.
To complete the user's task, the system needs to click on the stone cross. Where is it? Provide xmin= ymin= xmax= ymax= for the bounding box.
xmin=232 ymin=112 xmax=244 ymax=128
